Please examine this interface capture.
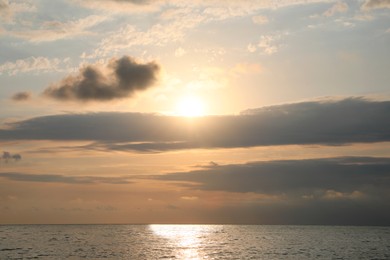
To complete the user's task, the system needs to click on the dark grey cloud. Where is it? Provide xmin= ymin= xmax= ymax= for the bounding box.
xmin=0 ymin=112 xmax=185 ymax=142
xmin=43 ymin=56 xmax=160 ymax=102
xmin=1 ymin=151 xmax=21 ymax=162
xmin=362 ymin=0 xmax=390 ymax=10
xmin=11 ymin=91 xmax=31 ymax=101
xmin=153 ymin=156 xmax=390 ymax=225
xmin=0 ymin=98 xmax=389 ymax=151
xmin=206 ymin=197 xmax=390 ymax=225
xmin=155 ymin=157 xmax=390 ymax=195
xmin=0 ymin=172 xmax=131 ymax=184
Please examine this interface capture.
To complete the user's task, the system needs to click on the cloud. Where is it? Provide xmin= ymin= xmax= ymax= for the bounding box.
xmin=11 ymin=91 xmax=31 ymax=102
xmin=0 ymin=98 xmax=389 ymax=151
xmin=252 ymin=15 xmax=269 ymax=25
xmin=89 ymin=14 xmax=205 ymax=58
xmin=174 ymin=47 xmax=187 ymax=57
xmin=247 ymin=43 xmax=257 ymax=53
xmin=75 ymin=0 xmax=339 ymax=14
xmin=0 ymin=57 xmax=69 ymax=76
xmin=1 ymin=151 xmax=21 ymax=162
xmin=323 ymin=1 xmax=348 ymax=17
xmin=73 ymin=0 xmax=162 ymax=13
xmin=0 ymin=172 xmax=131 ymax=184
xmin=84 ymin=0 xmax=331 ymax=58
xmin=249 ymin=33 xmax=287 ymax=55
xmin=180 ymin=196 xmax=198 ymax=200
xmin=362 ymin=0 xmax=390 ymax=10
xmin=150 ymin=156 xmax=390 ymax=225
xmin=0 ymin=0 xmax=35 ymax=23
xmin=259 ymin=35 xmax=281 ymax=55
xmin=154 ymin=157 xmax=390 ymax=195
xmin=7 ymin=15 xmax=106 ymax=42
xmin=209 ymin=193 xmax=390 ymax=225
xmin=208 ymin=161 xmax=219 ymax=167
xmin=43 ymin=56 xmax=160 ymax=102
xmin=353 ymin=13 xmax=374 ymax=21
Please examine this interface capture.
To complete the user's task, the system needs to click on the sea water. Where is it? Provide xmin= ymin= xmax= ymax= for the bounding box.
xmin=1 ymin=225 xmax=389 ymax=259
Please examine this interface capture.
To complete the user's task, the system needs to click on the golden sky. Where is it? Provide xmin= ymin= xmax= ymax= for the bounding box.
xmin=0 ymin=0 xmax=389 ymax=224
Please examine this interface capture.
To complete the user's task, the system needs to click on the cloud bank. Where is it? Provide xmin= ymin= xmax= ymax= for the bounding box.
xmin=155 ymin=157 xmax=390 ymax=195
xmin=43 ymin=56 xmax=160 ymax=102
xmin=154 ymin=156 xmax=390 ymax=225
xmin=0 ymin=98 xmax=389 ymax=151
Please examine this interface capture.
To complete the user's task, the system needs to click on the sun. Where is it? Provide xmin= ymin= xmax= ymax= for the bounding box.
xmin=176 ymin=95 xmax=205 ymax=117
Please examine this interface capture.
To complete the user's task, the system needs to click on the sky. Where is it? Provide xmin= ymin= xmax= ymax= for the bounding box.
xmin=0 ymin=0 xmax=389 ymax=225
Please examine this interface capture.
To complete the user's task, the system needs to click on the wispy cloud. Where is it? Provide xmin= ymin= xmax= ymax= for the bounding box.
xmin=84 ymin=0 xmax=333 ymax=58
xmin=6 ymin=15 xmax=107 ymax=42
xmin=248 ymin=33 xmax=287 ymax=55
xmin=0 ymin=172 xmax=131 ymax=184
xmin=323 ymin=1 xmax=348 ymax=17
xmin=0 ymin=57 xmax=70 ymax=75
xmin=362 ymin=0 xmax=390 ymax=10
xmin=74 ymin=0 xmax=333 ymax=13
xmin=89 ymin=14 xmax=205 ymax=58
xmin=73 ymin=0 xmax=163 ymax=13
xmin=252 ymin=15 xmax=269 ymax=25
xmin=0 ymin=0 xmax=36 ymax=23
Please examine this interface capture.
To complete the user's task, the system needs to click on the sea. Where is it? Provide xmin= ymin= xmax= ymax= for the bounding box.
xmin=1 ymin=225 xmax=389 ymax=259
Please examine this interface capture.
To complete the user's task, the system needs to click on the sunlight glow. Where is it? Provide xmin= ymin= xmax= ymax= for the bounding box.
xmin=176 ymin=96 xmax=205 ymax=117
xmin=149 ymin=224 xmax=220 ymax=259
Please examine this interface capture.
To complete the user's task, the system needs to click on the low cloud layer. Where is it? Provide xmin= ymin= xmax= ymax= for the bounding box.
xmin=154 ymin=156 xmax=390 ymax=225
xmin=0 ymin=98 xmax=389 ymax=151
xmin=1 ymin=157 xmax=389 ymax=225
xmin=43 ymin=56 xmax=160 ymax=102
xmin=155 ymin=157 xmax=390 ymax=195
xmin=0 ymin=172 xmax=131 ymax=184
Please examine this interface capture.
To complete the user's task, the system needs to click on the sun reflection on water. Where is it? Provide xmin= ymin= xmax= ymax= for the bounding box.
xmin=149 ymin=224 xmax=218 ymax=259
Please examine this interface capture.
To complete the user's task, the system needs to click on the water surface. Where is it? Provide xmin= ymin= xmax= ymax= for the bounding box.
xmin=1 ymin=225 xmax=389 ymax=259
